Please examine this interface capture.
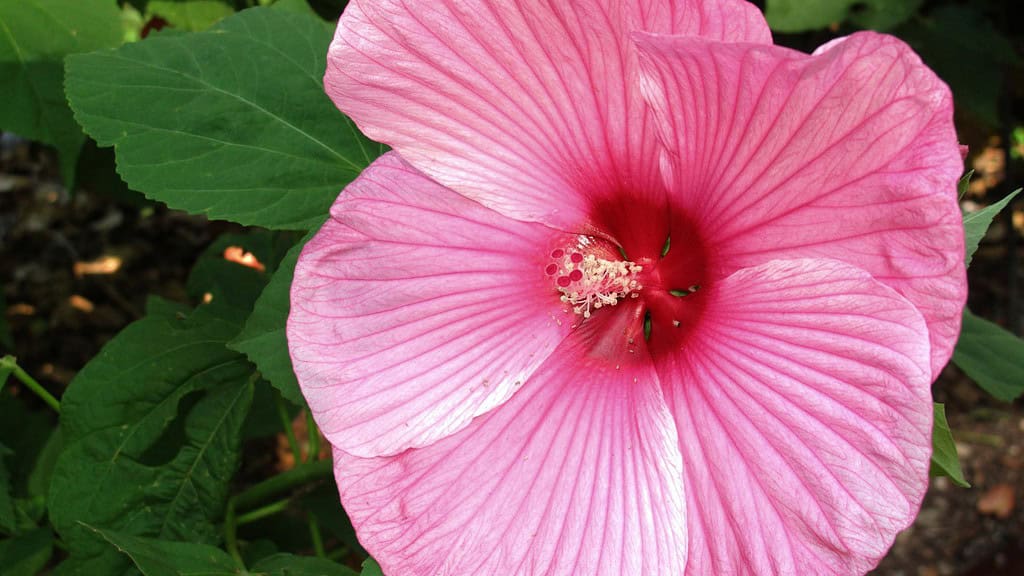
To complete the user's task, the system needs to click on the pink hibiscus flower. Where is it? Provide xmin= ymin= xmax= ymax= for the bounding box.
xmin=287 ymin=0 xmax=966 ymax=574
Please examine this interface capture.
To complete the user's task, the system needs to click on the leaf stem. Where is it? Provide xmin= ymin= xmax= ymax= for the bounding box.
xmin=223 ymin=459 xmax=333 ymax=566
xmin=236 ymin=497 xmax=291 ymax=525
xmin=0 ymin=356 xmax=60 ymax=413
xmin=275 ymin=389 xmax=302 ymax=463
xmin=305 ymin=410 xmax=320 ymax=462
xmin=307 ymin=511 xmax=326 ymax=557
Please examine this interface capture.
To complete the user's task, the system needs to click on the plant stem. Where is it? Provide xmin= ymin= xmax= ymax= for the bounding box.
xmin=234 ymin=459 xmax=333 ymax=513
xmin=307 ymin=511 xmax=326 ymax=558
xmin=236 ymin=497 xmax=291 ymax=525
xmin=305 ymin=409 xmax=320 ymax=462
xmin=223 ymin=459 xmax=333 ymax=566
xmin=0 ymin=356 xmax=60 ymax=413
xmin=275 ymin=389 xmax=302 ymax=463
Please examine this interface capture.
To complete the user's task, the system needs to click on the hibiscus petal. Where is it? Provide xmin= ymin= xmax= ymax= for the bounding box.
xmin=325 ymin=0 xmax=769 ymax=229
xmin=333 ymin=309 xmax=687 ymax=576
xmin=288 ymin=153 xmax=573 ymax=457
xmin=657 ymin=258 xmax=932 ymax=575
xmin=634 ymin=31 xmax=965 ymax=376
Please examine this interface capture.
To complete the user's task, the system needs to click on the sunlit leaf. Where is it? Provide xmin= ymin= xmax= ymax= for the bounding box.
xmin=764 ymin=0 xmax=921 ymax=33
xmin=962 ymin=189 xmax=1020 ymax=268
xmin=65 ymin=7 xmax=380 ymax=230
xmin=147 ymin=0 xmax=234 ymax=31
xmin=0 ymin=0 xmax=122 ymax=184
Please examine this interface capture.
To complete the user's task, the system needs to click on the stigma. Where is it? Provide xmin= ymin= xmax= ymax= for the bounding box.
xmin=545 ymin=239 xmax=642 ymax=319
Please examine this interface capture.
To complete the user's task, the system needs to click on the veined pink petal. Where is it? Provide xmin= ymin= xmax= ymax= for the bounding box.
xmin=288 ymin=153 xmax=573 ymax=457
xmin=634 ymin=31 xmax=965 ymax=377
xmin=333 ymin=309 xmax=687 ymax=576
xmin=325 ymin=0 xmax=769 ymax=229
xmin=657 ymin=258 xmax=932 ymax=575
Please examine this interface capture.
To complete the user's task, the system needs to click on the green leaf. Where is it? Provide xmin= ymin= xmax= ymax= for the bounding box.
xmin=764 ymin=0 xmax=920 ymax=33
xmin=92 ymin=527 xmax=240 ymax=576
xmin=899 ymin=5 xmax=1020 ymax=125
xmin=27 ymin=427 xmax=62 ymax=500
xmin=251 ymin=553 xmax=359 ymax=576
xmin=49 ymin=303 xmax=255 ymax=574
xmin=962 ymin=189 xmax=1020 ymax=268
xmin=186 ymin=231 xmax=296 ymax=315
xmin=952 ymin=309 xmax=1024 ymax=402
xmin=0 ymin=442 xmax=14 ymax=533
xmin=957 ymin=170 xmax=973 ymax=201
xmin=0 ymin=0 xmax=122 ymax=185
xmin=361 ymin=558 xmax=383 ymax=576
xmin=65 ymin=7 xmax=380 ymax=230
xmin=0 ymin=526 xmax=54 ymax=576
xmin=271 ymin=0 xmax=317 ymax=15
xmin=148 ymin=0 xmax=234 ymax=31
xmin=929 ymin=403 xmax=969 ymax=487
xmin=229 ymin=233 xmax=312 ymax=405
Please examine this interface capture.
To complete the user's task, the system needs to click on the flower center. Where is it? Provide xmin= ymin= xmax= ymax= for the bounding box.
xmin=545 ymin=243 xmax=643 ymax=318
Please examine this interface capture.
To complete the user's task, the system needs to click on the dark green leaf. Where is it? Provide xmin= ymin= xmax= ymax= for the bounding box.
xmin=147 ymin=0 xmax=234 ymax=31
xmin=929 ymin=403 xmax=969 ymax=487
xmin=229 ymin=233 xmax=313 ymax=405
xmin=92 ymin=527 xmax=240 ymax=576
xmin=49 ymin=304 xmax=255 ymax=574
xmin=0 ymin=0 xmax=122 ymax=184
xmin=0 ymin=526 xmax=54 ymax=576
xmin=65 ymin=7 xmax=380 ymax=230
xmin=765 ymin=0 xmax=920 ymax=33
xmin=186 ymin=231 xmax=295 ymax=315
xmin=0 ymin=442 xmax=14 ymax=533
xmin=361 ymin=558 xmax=383 ymax=576
xmin=899 ymin=5 xmax=1020 ymax=125
xmin=0 ymin=291 xmax=12 ymax=351
xmin=962 ymin=189 xmax=1020 ymax=267
xmin=27 ymin=427 xmax=62 ymax=500
xmin=251 ymin=553 xmax=359 ymax=576
xmin=952 ymin=309 xmax=1024 ymax=402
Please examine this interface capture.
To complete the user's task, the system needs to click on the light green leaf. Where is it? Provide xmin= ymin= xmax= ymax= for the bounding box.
xmin=65 ymin=7 xmax=380 ymax=230
xmin=361 ymin=558 xmax=383 ymax=576
xmin=962 ymin=189 xmax=1020 ymax=268
xmin=270 ymin=0 xmax=317 ymax=15
xmin=251 ymin=553 xmax=359 ymax=576
xmin=0 ymin=526 xmax=54 ymax=576
xmin=929 ymin=403 xmax=969 ymax=487
xmin=0 ymin=0 xmax=122 ymax=184
xmin=957 ymin=170 xmax=973 ymax=201
xmin=148 ymin=0 xmax=234 ymax=31
xmin=952 ymin=309 xmax=1024 ymax=402
xmin=229 ymin=233 xmax=313 ymax=405
xmin=765 ymin=0 xmax=921 ymax=33
xmin=49 ymin=303 xmax=255 ymax=575
xmin=92 ymin=527 xmax=240 ymax=576
xmin=0 ymin=442 xmax=14 ymax=532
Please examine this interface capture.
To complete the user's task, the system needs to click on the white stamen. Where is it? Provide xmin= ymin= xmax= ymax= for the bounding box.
xmin=553 ymin=252 xmax=642 ymax=319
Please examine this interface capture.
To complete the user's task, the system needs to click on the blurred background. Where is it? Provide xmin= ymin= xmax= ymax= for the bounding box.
xmin=1 ymin=1 xmax=1021 ymax=574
